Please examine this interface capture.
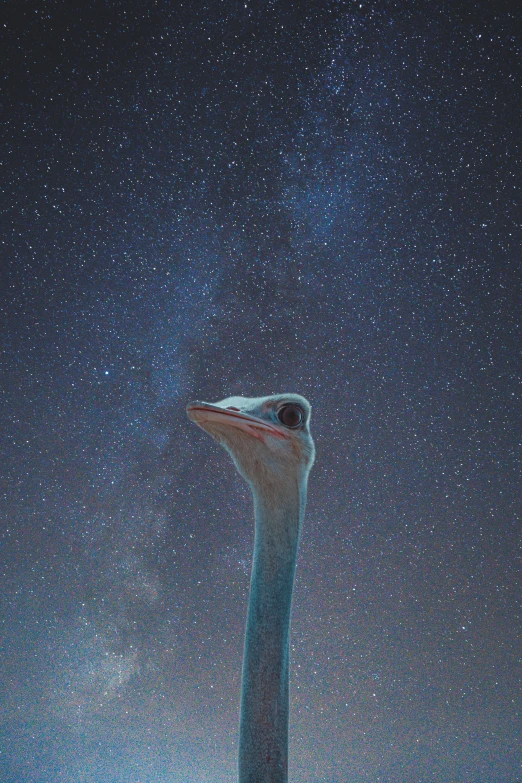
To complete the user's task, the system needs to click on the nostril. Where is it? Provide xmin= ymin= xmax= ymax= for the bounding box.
xmin=226 ymin=406 xmax=241 ymax=411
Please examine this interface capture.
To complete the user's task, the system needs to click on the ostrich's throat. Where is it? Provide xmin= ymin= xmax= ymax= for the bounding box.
xmin=238 ymin=479 xmax=305 ymax=783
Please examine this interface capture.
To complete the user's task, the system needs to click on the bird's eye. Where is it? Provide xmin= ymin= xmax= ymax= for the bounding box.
xmin=277 ymin=404 xmax=303 ymax=428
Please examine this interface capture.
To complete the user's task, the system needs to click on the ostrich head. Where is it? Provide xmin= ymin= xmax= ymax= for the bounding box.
xmin=186 ymin=394 xmax=315 ymax=493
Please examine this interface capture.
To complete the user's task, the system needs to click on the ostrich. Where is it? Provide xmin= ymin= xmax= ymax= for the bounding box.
xmin=186 ymin=394 xmax=315 ymax=783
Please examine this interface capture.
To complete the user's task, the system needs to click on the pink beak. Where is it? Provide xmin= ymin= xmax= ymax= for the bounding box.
xmin=186 ymin=402 xmax=287 ymax=440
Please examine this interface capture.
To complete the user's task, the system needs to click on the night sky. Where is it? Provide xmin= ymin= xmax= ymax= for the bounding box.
xmin=1 ymin=1 xmax=520 ymax=782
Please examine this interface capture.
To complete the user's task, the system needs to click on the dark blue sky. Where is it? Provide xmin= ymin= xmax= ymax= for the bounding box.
xmin=1 ymin=2 xmax=520 ymax=781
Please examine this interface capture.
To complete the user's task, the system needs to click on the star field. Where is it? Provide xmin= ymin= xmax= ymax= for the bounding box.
xmin=0 ymin=2 xmax=520 ymax=782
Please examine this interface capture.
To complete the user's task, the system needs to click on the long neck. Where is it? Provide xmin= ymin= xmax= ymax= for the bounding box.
xmin=238 ymin=476 xmax=307 ymax=783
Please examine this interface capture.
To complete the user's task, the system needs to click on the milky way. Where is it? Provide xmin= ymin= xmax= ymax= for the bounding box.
xmin=1 ymin=2 xmax=520 ymax=782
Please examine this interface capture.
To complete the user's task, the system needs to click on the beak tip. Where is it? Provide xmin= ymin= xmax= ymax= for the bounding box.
xmin=186 ymin=401 xmax=201 ymax=421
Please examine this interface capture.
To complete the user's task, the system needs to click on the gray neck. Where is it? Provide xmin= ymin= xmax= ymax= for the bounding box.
xmin=238 ymin=476 xmax=307 ymax=783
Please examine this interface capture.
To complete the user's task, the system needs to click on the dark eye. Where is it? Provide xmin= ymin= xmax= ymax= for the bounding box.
xmin=277 ymin=404 xmax=303 ymax=428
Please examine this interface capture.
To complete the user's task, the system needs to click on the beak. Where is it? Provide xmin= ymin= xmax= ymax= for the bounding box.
xmin=186 ymin=401 xmax=286 ymax=439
